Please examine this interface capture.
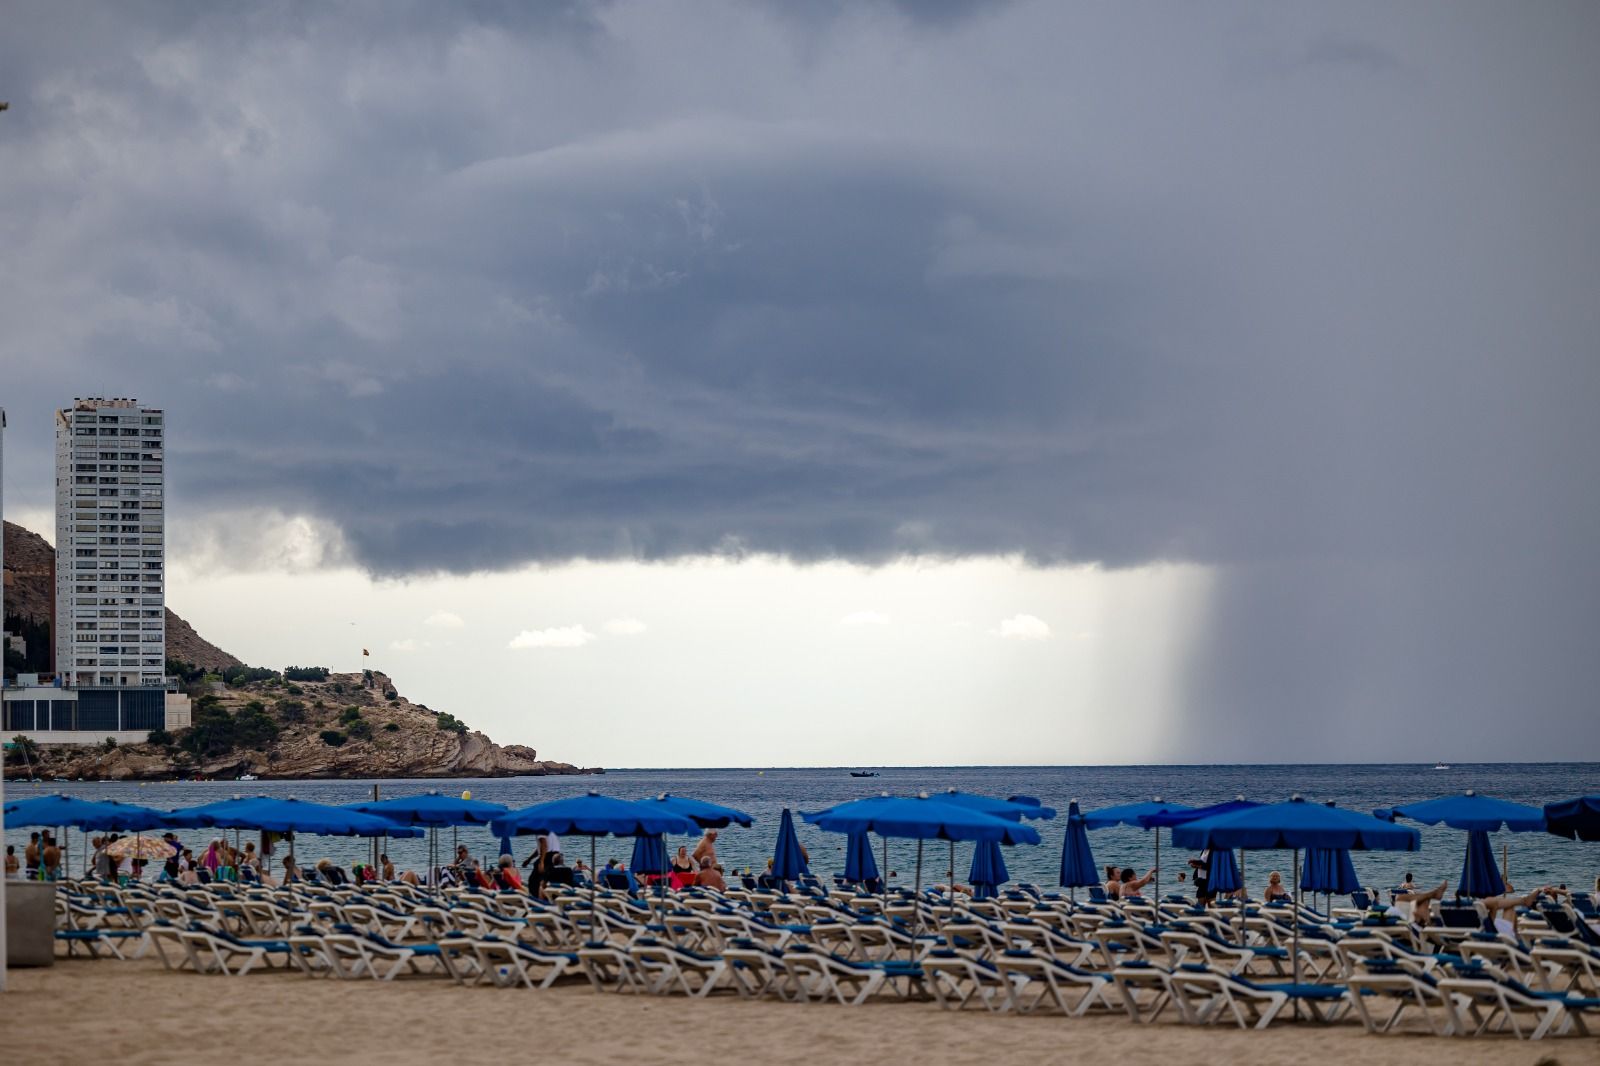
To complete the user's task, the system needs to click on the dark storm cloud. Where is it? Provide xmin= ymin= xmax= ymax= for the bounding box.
xmin=2 ymin=1 xmax=1598 ymax=758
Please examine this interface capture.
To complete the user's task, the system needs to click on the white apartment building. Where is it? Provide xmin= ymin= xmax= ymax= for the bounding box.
xmin=53 ymin=397 xmax=167 ymax=689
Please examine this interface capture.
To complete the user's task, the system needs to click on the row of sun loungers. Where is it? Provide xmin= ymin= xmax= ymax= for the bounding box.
xmin=42 ymin=876 xmax=1600 ymax=1040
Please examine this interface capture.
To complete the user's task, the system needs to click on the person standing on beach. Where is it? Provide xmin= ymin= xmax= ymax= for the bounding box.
xmin=25 ymin=833 xmax=40 ymax=879
xmin=5 ymin=845 xmax=19 ymax=878
xmin=41 ymin=834 xmax=61 ymax=881
xmin=693 ymin=829 xmax=719 ymax=867
xmin=1188 ymin=849 xmax=1212 ymax=906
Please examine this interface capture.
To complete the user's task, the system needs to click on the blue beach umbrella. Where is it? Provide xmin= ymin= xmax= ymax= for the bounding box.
xmin=1174 ymin=796 xmax=1420 ymax=987
xmin=844 ymin=830 xmax=879 ymax=885
xmin=630 ymin=833 xmax=670 ymax=883
xmin=1207 ymin=847 xmax=1242 ymax=895
xmin=804 ymin=793 xmax=1040 ymax=917
xmin=932 ymin=790 xmax=1054 ymax=887
xmin=164 ymin=795 xmax=421 ymax=874
xmin=1459 ymin=829 xmax=1505 ymax=898
xmin=345 ymin=792 xmax=508 ymax=825
xmin=1142 ymin=798 xmax=1259 ymax=902
xmin=771 ymin=808 xmax=809 ymax=883
xmin=4 ymin=794 xmax=168 ymax=831
xmin=1299 ymin=802 xmax=1361 ymax=910
xmin=936 ymin=790 xmax=1058 ymax=820
xmin=969 ymin=838 xmax=1009 ymax=900
xmin=5 ymin=794 xmax=172 ymax=879
xmin=164 ymin=796 xmax=422 ymax=836
xmin=489 ymin=793 xmax=698 ymax=904
xmin=1376 ymin=791 xmax=1545 ymax=898
xmin=347 ymin=792 xmax=512 ymax=884
xmin=1058 ymin=800 xmax=1099 ymax=897
xmin=639 ymin=794 xmax=755 ymax=828
xmin=498 ymin=836 xmax=514 ymax=858
xmin=1084 ymin=798 xmax=1193 ymax=901
xmin=1545 ymin=796 xmax=1600 ymax=842
xmin=1300 ymin=847 xmax=1360 ymax=897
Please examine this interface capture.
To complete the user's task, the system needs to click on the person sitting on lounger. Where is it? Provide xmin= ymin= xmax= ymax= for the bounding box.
xmin=494 ymin=855 xmax=524 ymax=891
xmin=1263 ymin=871 xmax=1291 ymax=902
xmin=1391 ymin=879 xmax=1449 ymax=924
xmin=1118 ymin=867 xmax=1157 ymax=899
xmin=1104 ymin=865 xmax=1123 ymax=900
xmin=541 ymin=854 xmax=575 ymax=895
xmin=695 ymin=856 xmax=726 ymax=891
xmin=1481 ymin=881 xmax=1554 ymax=934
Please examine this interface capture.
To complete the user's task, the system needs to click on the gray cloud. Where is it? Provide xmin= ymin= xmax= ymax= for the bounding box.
xmin=3 ymin=1 xmax=1598 ymax=757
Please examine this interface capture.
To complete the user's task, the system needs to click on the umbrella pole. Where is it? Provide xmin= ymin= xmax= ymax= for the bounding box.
xmin=1293 ymin=848 xmax=1301 ymax=1020
xmin=914 ymin=839 xmax=925 ymax=939
xmin=1154 ymin=827 xmax=1160 ymax=905
xmin=590 ymin=836 xmax=598 ymax=915
xmin=947 ymin=840 xmax=955 ymax=929
xmin=1237 ymin=848 xmax=1246 ymax=943
xmin=882 ymin=835 xmax=889 ymax=913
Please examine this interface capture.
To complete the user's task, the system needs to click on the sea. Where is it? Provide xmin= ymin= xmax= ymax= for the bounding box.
xmin=6 ymin=763 xmax=1597 ymax=894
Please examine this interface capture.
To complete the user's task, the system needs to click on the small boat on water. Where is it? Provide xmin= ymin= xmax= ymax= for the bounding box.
xmin=1432 ymin=762 xmax=1451 ymax=771
xmin=849 ymin=770 xmax=880 ymax=778
xmin=237 ymin=773 xmax=258 ymax=782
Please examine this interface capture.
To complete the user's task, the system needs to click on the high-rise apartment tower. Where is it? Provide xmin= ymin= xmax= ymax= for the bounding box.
xmin=53 ymin=398 xmax=166 ymax=687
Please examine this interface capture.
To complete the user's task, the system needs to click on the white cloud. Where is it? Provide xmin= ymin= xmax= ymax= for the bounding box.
xmin=390 ymin=637 xmax=426 ymax=653
xmin=508 ymin=625 xmax=596 ymax=650
xmin=838 ymin=610 xmax=891 ymax=627
xmin=993 ymin=614 xmax=1051 ymax=640
xmin=424 ymin=611 xmax=465 ymax=629
xmin=603 ymin=617 xmax=647 ymax=636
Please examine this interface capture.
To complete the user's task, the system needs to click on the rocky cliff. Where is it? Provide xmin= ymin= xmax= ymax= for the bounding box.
xmin=14 ymin=671 xmax=598 ymax=781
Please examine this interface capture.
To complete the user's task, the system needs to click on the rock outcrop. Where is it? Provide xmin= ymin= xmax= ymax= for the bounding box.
xmin=14 ymin=672 xmax=599 ymax=781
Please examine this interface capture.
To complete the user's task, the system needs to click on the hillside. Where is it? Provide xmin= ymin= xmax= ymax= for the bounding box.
xmin=4 ymin=521 xmax=239 ymax=669
xmin=14 ymin=670 xmax=593 ymax=781
xmin=3 ymin=520 xmax=54 ymax=625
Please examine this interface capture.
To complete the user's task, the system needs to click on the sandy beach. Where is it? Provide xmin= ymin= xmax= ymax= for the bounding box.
xmin=8 ymin=957 xmax=1597 ymax=1066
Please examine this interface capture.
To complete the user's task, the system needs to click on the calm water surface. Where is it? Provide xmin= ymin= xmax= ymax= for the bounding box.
xmin=6 ymin=763 xmax=1597 ymax=894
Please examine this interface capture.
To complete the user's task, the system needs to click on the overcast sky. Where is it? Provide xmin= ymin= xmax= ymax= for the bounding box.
xmin=3 ymin=2 xmax=1597 ymax=766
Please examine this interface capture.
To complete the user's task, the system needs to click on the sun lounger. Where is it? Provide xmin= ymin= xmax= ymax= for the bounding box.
xmin=1157 ymin=924 xmax=1291 ymax=977
xmin=53 ymin=927 xmax=145 ymax=960
xmin=316 ymin=926 xmax=462 ymax=982
xmin=1530 ymin=937 xmax=1600 ymax=995
xmin=781 ymin=944 xmax=912 ymax=1006
xmin=723 ymin=938 xmax=795 ymax=1001
xmin=1110 ymin=961 xmax=1174 ymax=1023
xmin=470 ymin=935 xmax=578 ymax=989
xmin=177 ymin=926 xmax=294 ymax=976
xmin=992 ymin=948 xmax=1114 ymax=1016
xmin=1438 ymin=961 xmax=1600 ymax=1040
xmin=1344 ymin=958 xmax=1456 ymax=1036
xmin=577 ymin=940 xmax=652 ymax=993
xmin=1167 ymin=963 xmax=1348 ymax=1029
xmin=921 ymin=949 xmax=1017 ymax=1012
xmin=627 ymin=937 xmax=729 ymax=997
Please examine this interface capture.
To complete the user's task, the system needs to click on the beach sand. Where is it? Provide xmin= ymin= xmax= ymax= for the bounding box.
xmin=8 ymin=957 xmax=1597 ymax=1066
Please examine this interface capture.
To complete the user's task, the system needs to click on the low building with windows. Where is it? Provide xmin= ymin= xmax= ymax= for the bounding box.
xmin=1 ymin=675 xmax=190 ymax=744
